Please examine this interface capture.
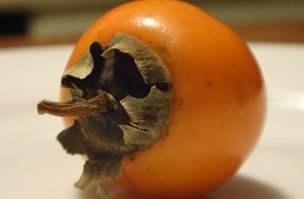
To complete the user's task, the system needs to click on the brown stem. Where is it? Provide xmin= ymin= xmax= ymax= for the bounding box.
xmin=37 ymin=90 xmax=117 ymax=117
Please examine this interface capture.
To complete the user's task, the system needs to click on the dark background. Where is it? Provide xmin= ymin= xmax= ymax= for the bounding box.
xmin=0 ymin=0 xmax=303 ymax=47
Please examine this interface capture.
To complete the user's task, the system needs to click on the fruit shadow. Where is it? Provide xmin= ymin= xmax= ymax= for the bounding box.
xmin=200 ymin=175 xmax=288 ymax=199
xmin=77 ymin=175 xmax=288 ymax=199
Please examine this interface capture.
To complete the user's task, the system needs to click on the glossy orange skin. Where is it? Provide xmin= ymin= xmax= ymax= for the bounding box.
xmin=61 ymin=1 xmax=266 ymax=198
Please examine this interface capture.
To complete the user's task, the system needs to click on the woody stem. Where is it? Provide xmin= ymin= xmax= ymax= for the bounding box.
xmin=37 ymin=90 xmax=117 ymax=117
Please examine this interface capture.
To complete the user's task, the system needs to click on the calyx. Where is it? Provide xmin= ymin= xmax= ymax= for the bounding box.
xmin=37 ymin=33 xmax=173 ymax=198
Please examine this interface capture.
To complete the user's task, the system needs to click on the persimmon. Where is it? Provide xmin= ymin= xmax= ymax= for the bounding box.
xmin=38 ymin=0 xmax=266 ymax=199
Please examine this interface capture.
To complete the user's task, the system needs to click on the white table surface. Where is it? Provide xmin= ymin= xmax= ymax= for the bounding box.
xmin=0 ymin=42 xmax=303 ymax=199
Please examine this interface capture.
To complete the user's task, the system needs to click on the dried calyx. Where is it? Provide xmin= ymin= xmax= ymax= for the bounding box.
xmin=37 ymin=33 xmax=173 ymax=198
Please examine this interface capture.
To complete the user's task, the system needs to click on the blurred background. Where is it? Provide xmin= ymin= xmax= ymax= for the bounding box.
xmin=0 ymin=0 xmax=304 ymax=48
xmin=1 ymin=1 xmax=304 ymax=198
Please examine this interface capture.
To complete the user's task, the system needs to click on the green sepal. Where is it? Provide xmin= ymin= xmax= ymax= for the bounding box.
xmin=120 ymin=86 xmax=172 ymax=147
xmin=67 ymin=88 xmax=84 ymax=102
xmin=96 ymin=183 xmax=111 ymax=199
xmin=119 ymin=125 xmax=153 ymax=146
xmin=63 ymin=52 xmax=94 ymax=80
xmin=57 ymin=121 xmax=86 ymax=155
xmin=102 ymin=33 xmax=171 ymax=86
xmin=74 ymin=157 xmax=122 ymax=190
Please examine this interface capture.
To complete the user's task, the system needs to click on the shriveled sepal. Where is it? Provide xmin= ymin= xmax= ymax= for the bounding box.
xmin=102 ymin=33 xmax=171 ymax=86
xmin=63 ymin=52 xmax=94 ymax=80
xmin=96 ymin=183 xmax=111 ymax=199
xmin=74 ymin=157 xmax=122 ymax=189
xmin=120 ymin=86 xmax=172 ymax=148
xmin=57 ymin=121 xmax=86 ymax=155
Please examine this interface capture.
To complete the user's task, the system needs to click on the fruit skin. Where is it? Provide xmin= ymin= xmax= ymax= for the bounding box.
xmin=61 ymin=0 xmax=266 ymax=198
